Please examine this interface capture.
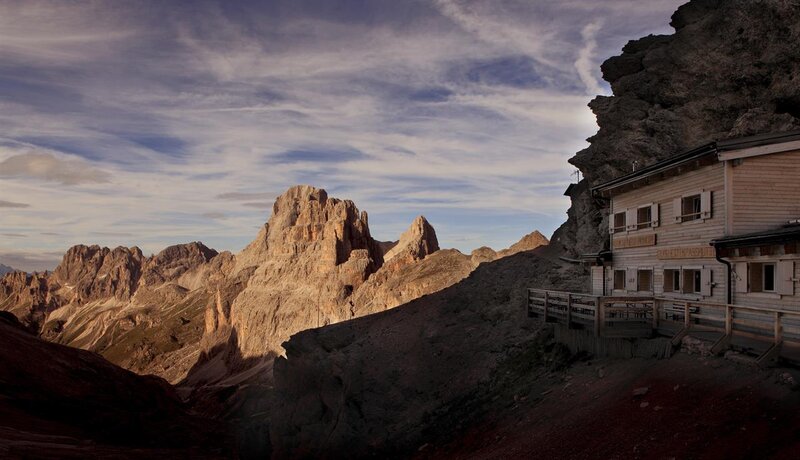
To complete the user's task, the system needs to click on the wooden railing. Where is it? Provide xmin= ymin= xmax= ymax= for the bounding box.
xmin=528 ymin=289 xmax=800 ymax=361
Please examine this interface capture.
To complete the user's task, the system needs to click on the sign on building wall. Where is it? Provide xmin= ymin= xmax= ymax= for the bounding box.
xmin=656 ymin=246 xmax=716 ymax=259
xmin=614 ymin=233 xmax=657 ymax=249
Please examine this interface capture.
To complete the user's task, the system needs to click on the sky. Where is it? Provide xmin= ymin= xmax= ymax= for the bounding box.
xmin=0 ymin=0 xmax=685 ymax=271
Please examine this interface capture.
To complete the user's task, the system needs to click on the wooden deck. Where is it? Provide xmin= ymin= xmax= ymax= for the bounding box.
xmin=527 ymin=288 xmax=800 ymax=366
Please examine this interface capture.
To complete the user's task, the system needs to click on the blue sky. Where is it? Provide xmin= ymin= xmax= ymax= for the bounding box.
xmin=0 ymin=0 xmax=684 ymax=271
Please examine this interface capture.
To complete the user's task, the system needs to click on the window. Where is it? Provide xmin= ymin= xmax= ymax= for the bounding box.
xmin=614 ymin=270 xmax=626 ymax=290
xmin=682 ymin=269 xmax=702 ymax=294
xmin=681 ymin=195 xmax=702 ymax=222
xmin=664 ymin=269 xmax=681 ymax=293
xmin=750 ymin=262 xmax=776 ymax=293
xmin=613 ymin=212 xmax=626 ymax=233
xmin=637 ymin=269 xmax=653 ymax=291
xmin=637 ymin=206 xmax=652 ymax=229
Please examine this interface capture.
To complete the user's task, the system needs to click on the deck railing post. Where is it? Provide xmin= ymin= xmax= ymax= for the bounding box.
xmin=594 ymin=297 xmax=601 ymax=337
xmin=725 ymin=305 xmax=733 ymax=336
xmin=527 ymin=289 xmax=531 ymax=317
xmin=684 ymin=301 xmax=691 ymax=328
xmin=774 ymin=311 xmax=783 ymax=344
xmin=566 ymin=293 xmax=572 ymax=328
xmin=543 ymin=291 xmax=549 ymax=323
xmin=652 ymin=299 xmax=659 ymax=330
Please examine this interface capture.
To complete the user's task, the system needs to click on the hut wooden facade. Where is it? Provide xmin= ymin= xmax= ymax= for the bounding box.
xmin=592 ymin=130 xmax=800 ymax=311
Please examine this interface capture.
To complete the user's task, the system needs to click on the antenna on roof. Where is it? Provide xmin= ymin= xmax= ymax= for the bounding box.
xmin=571 ymin=169 xmax=581 ymax=182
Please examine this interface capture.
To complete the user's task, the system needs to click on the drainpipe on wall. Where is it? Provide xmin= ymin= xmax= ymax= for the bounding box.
xmin=714 ymin=245 xmax=732 ymax=304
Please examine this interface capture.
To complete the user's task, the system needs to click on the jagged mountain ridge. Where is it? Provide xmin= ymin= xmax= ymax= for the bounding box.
xmin=0 ymin=185 xmax=548 ymax=387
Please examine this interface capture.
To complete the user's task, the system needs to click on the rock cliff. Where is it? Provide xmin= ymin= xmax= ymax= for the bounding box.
xmin=191 ymin=187 xmax=450 ymax=386
xmin=555 ymin=0 xmax=800 ymax=256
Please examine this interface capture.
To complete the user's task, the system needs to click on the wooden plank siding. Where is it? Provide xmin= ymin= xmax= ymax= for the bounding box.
xmin=730 ymin=149 xmax=800 ymax=234
xmin=608 ymin=162 xmax=727 ymax=303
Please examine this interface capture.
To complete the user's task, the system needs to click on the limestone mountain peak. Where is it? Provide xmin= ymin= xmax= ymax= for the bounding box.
xmin=383 ymin=215 xmax=439 ymax=264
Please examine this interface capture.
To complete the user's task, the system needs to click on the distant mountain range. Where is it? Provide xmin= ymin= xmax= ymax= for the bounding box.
xmin=0 ymin=264 xmax=17 ymax=276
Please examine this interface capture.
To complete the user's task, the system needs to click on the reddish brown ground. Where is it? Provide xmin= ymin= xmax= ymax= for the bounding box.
xmin=421 ymin=353 xmax=800 ymax=460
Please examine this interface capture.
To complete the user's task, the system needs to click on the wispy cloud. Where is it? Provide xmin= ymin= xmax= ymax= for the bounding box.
xmin=0 ymin=200 xmax=29 ymax=208
xmin=0 ymin=0 xmax=684 ymax=268
xmin=575 ymin=21 xmax=605 ymax=95
xmin=0 ymin=149 xmax=110 ymax=185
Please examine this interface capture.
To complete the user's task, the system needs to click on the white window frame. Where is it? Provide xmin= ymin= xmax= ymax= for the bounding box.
xmin=613 ymin=269 xmax=626 ymax=291
xmin=663 ymin=268 xmax=681 ymax=293
xmin=636 ymin=205 xmax=653 ymax=230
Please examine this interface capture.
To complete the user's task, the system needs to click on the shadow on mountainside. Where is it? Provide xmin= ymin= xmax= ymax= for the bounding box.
xmin=0 ymin=312 xmax=235 ymax=458
xmin=268 ymin=247 xmax=586 ymax=458
xmin=179 ymin=326 xmax=278 ymax=459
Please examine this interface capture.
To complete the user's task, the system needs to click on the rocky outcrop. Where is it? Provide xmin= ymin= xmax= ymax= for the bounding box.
xmin=139 ymin=242 xmax=218 ymax=288
xmin=497 ymin=230 xmax=549 ymax=258
xmin=556 ymin=0 xmax=800 ymax=256
xmin=52 ymin=245 xmax=145 ymax=303
xmin=0 ymin=312 xmax=233 ymax=458
xmin=382 ymin=216 xmax=439 ymax=264
xmin=0 ymin=271 xmax=58 ymax=331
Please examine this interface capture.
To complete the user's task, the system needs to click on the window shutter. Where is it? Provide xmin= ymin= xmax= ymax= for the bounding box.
xmin=751 ymin=264 xmax=763 ymax=292
xmin=701 ymin=268 xmax=712 ymax=297
xmin=734 ymin=262 xmax=748 ymax=293
xmin=591 ymin=266 xmax=604 ymax=295
xmin=626 ymin=268 xmax=636 ymax=292
xmin=777 ymin=261 xmax=795 ymax=296
xmin=673 ymin=197 xmax=682 ymax=223
xmin=700 ymin=190 xmax=712 ymax=219
xmin=626 ymin=208 xmax=636 ymax=231
xmin=651 ymin=203 xmax=660 ymax=227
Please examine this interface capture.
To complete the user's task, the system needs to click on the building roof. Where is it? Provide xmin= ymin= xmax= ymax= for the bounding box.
xmin=591 ymin=143 xmax=716 ymax=197
xmin=716 ymin=129 xmax=800 ymax=151
xmin=592 ymin=129 xmax=800 ymax=198
xmin=711 ymin=224 xmax=800 ymax=249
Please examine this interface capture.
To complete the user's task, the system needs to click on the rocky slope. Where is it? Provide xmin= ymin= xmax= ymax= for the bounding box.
xmin=555 ymin=0 xmax=800 ymax=256
xmin=0 ymin=312 xmax=233 ymax=458
xmin=0 ymin=263 xmax=16 ymax=276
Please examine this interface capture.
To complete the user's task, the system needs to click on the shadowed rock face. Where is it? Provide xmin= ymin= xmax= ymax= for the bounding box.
xmin=270 ymin=248 xmax=580 ymax=459
xmin=555 ymin=0 xmax=800 ymax=256
xmin=0 ymin=312 xmax=234 ymax=458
